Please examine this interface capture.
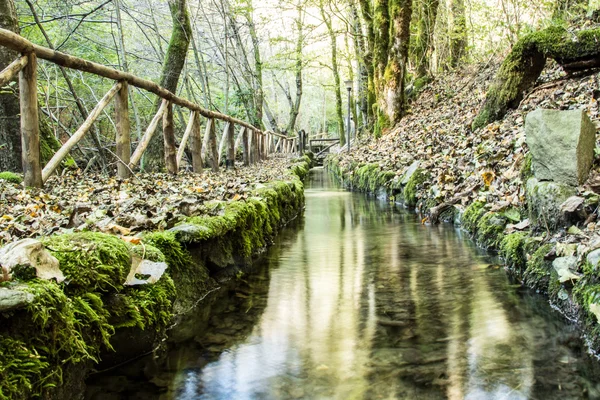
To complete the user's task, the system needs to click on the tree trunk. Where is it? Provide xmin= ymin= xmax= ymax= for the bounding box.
xmin=350 ymin=0 xmax=370 ymax=131
xmin=473 ymin=26 xmax=600 ymax=130
xmin=413 ymin=0 xmax=440 ymax=78
xmin=0 ymin=0 xmax=21 ymax=172
xmin=382 ymin=0 xmax=413 ymax=124
xmin=554 ymin=0 xmax=588 ymax=19
xmin=246 ymin=6 xmax=264 ymax=129
xmin=321 ymin=1 xmax=345 ymax=145
xmin=146 ymin=0 xmax=192 ymax=171
xmin=286 ymin=0 xmax=304 ymax=133
xmin=449 ymin=0 xmax=467 ymax=67
xmin=358 ymin=0 xmax=377 ymax=128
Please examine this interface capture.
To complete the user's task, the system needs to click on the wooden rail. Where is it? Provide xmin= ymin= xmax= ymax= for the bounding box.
xmin=0 ymin=28 xmax=299 ymax=187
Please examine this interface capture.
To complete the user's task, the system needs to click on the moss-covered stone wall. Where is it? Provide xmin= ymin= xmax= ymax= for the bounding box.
xmin=0 ymin=157 xmax=310 ymax=400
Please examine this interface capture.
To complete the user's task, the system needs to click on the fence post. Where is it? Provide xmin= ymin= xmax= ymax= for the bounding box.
xmin=190 ymin=112 xmax=203 ymax=173
xmin=226 ymin=122 xmax=235 ymax=169
xmin=20 ymin=52 xmax=42 ymax=188
xmin=241 ymin=127 xmax=249 ymax=166
xmin=163 ymin=101 xmax=177 ymax=174
xmin=206 ymin=118 xmax=219 ymax=172
xmin=253 ymin=131 xmax=259 ymax=163
xmin=115 ymin=81 xmax=131 ymax=178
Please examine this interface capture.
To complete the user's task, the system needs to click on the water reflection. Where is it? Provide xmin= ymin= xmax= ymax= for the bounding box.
xmin=87 ymin=168 xmax=599 ymax=400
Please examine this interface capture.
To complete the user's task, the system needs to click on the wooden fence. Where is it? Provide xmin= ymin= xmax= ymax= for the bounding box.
xmin=0 ymin=28 xmax=298 ymax=188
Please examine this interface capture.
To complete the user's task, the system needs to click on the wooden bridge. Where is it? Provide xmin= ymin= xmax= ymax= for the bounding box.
xmin=0 ymin=28 xmax=299 ymax=188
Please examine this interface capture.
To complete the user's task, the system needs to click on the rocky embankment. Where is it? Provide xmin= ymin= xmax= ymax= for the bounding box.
xmin=0 ymin=155 xmax=311 ymax=400
xmin=326 ymin=61 xmax=600 ymax=354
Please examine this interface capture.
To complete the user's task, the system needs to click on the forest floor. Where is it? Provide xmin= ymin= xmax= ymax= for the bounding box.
xmin=0 ymin=156 xmax=297 ymax=246
xmin=333 ymin=59 xmax=600 ymax=252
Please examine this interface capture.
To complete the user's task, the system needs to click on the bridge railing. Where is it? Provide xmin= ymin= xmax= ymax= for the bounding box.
xmin=0 ymin=28 xmax=297 ymax=188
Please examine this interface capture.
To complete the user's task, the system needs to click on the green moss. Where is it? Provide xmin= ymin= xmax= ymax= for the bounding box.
xmin=110 ymin=275 xmax=175 ymax=331
xmin=473 ymin=26 xmax=600 ymax=129
xmin=130 ymin=244 xmax=165 ymax=263
xmin=500 ymin=232 xmax=528 ymax=271
xmin=0 ymin=280 xmax=116 ymax=399
xmin=0 ymin=171 xmax=22 ymax=184
xmin=404 ymin=168 xmax=429 ymax=207
xmin=520 ymin=154 xmax=533 ymax=182
xmin=0 ymin=337 xmax=50 ymax=400
xmin=142 ymin=231 xmax=192 ymax=273
xmin=476 ymin=213 xmax=507 ymax=249
xmin=461 ymin=201 xmax=486 ymax=232
xmin=523 ymin=243 xmax=553 ymax=291
xmin=43 ymin=232 xmax=130 ymax=294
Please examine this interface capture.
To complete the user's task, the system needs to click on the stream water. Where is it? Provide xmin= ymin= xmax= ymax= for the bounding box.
xmin=86 ymin=168 xmax=600 ymax=400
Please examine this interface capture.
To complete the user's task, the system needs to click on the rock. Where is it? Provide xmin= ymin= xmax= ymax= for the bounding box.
xmin=587 ymin=248 xmax=600 ymax=268
xmin=526 ymin=178 xmax=577 ymax=230
xmin=400 ymin=161 xmax=420 ymax=185
xmin=171 ymin=223 xmax=210 ymax=243
xmin=124 ymin=257 xmax=168 ymax=286
xmin=552 ymin=256 xmax=580 ymax=283
xmin=0 ymin=287 xmax=34 ymax=312
xmin=0 ymin=239 xmax=65 ymax=283
xmin=525 ymin=108 xmax=596 ymax=186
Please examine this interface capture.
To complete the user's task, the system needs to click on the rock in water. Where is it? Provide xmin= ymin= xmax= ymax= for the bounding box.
xmin=525 ymin=108 xmax=596 ymax=186
xmin=0 ymin=239 xmax=65 ymax=282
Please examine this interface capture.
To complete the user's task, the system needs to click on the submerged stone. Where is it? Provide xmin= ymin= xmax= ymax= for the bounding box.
xmin=525 ymin=108 xmax=596 ymax=186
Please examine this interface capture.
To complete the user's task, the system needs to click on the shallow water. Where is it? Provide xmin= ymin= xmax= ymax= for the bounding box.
xmin=87 ymin=168 xmax=600 ymax=400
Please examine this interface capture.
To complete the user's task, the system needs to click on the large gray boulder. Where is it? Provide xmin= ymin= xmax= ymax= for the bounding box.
xmin=525 ymin=108 xmax=596 ymax=186
xmin=526 ymin=178 xmax=576 ymax=230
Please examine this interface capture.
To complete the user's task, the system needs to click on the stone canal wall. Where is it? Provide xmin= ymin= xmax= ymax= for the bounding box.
xmin=325 ymin=111 xmax=600 ymax=357
xmin=0 ymin=155 xmax=311 ymax=400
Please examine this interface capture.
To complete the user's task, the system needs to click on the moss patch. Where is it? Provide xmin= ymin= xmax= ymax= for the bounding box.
xmin=523 ymin=243 xmax=553 ymax=291
xmin=404 ymin=168 xmax=428 ymax=207
xmin=461 ymin=201 xmax=486 ymax=232
xmin=475 ymin=213 xmax=507 ymax=249
xmin=43 ymin=232 xmax=130 ymax=294
xmin=500 ymin=232 xmax=528 ymax=272
xmin=0 ymin=171 xmax=22 ymax=184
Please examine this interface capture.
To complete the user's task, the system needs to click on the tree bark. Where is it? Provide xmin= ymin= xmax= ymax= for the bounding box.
xmin=413 ymin=0 xmax=440 ymax=78
xmin=0 ymin=0 xmax=21 ymax=172
xmin=320 ymin=0 xmax=345 ymax=145
xmin=473 ymin=26 xmax=600 ymax=130
xmin=146 ymin=0 xmax=192 ymax=171
xmin=382 ymin=0 xmax=413 ymax=124
xmin=449 ymin=0 xmax=467 ymax=67
xmin=286 ymin=0 xmax=304 ymax=133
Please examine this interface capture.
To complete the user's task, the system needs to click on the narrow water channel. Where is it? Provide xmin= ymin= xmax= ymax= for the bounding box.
xmin=87 ymin=168 xmax=600 ymax=400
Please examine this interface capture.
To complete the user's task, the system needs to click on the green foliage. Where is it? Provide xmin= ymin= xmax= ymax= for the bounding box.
xmin=43 ymin=232 xmax=130 ymax=294
xmin=0 ymin=172 xmax=22 ymax=184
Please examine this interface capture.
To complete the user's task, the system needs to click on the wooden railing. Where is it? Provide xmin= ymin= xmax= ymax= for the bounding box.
xmin=0 ymin=28 xmax=298 ymax=188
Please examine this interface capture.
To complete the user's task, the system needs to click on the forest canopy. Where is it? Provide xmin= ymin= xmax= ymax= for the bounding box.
xmin=0 ymin=0 xmax=598 ymax=172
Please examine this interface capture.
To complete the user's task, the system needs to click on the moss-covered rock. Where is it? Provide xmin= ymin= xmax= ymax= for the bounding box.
xmin=404 ymin=168 xmax=428 ymax=207
xmin=526 ymin=177 xmax=576 ymax=230
xmin=500 ymin=232 xmax=528 ymax=272
xmin=475 ymin=213 xmax=507 ymax=249
xmin=43 ymin=232 xmax=130 ymax=294
xmin=523 ymin=243 xmax=553 ymax=291
xmin=0 ymin=171 xmax=22 ymax=184
xmin=461 ymin=201 xmax=486 ymax=232
xmin=473 ymin=26 xmax=600 ymax=130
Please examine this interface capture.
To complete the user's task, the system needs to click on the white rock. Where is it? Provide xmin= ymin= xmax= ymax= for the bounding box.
xmin=0 ymin=239 xmax=65 ymax=283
